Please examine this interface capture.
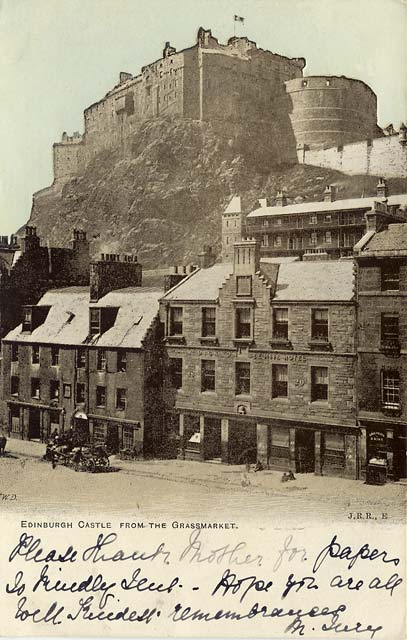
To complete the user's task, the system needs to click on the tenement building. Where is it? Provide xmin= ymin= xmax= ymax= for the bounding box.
xmin=2 ymin=254 xmax=164 ymax=455
xmin=160 ymin=238 xmax=360 ymax=478
xmin=355 ymin=223 xmax=407 ymax=482
xmin=0 ymin=225 xmax=89 ymax=339
xmin=243 ymin=179 xmax=407 ymax=260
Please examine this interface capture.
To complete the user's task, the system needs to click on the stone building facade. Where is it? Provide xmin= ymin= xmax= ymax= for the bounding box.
xmin=0 ymin=226 xmax=89 ymax=340
xmin=1 ymin=256 xmax=164 ymax=455
xmin=242 ymin=180 xmax=407 ymax=260
xmin=160 ymin=239 xmax=360 ymax=479
xmin=355 ymin=223 xmax=407 ymax=481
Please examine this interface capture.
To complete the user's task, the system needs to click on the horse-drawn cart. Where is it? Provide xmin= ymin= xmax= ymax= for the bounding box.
xmin=44 ymin=442 xmax=110 ymax=472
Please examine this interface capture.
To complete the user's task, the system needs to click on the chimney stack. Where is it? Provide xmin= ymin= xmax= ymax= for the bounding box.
xmin=323 ymin=185 xmax=336 ymax=203
xmin=376 ymin=177 xmax=388 ymax=199
xmin=276 ymin=190 xmax=287 ymax=207
xmin=21 ymin=225 xmax=40 ymax=254
xmin=197 ymin=246 xmax=216 ymax=269
xmin=90 ymin=253 xmax=142 ymax=302
xmin=233 ymin=238 xmax=260 ymax=275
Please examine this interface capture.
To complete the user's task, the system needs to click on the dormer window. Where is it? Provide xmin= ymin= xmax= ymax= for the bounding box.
xmin=90 ymin=309 xmax=101 ymax=336
xmin=22 ymin=305 xmax=50 ymax=333
xmin=89 ymin=307 xmax=119 ymax=337
xmin=23 ymin=308 xmax=32 ymax=332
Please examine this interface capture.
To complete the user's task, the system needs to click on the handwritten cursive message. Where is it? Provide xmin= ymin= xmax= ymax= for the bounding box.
xmin=0 ymin=521 xmax=404 ymax=638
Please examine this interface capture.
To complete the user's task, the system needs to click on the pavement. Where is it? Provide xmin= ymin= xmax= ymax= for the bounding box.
xmin=3 ymin=436 xmax=406 ymax=503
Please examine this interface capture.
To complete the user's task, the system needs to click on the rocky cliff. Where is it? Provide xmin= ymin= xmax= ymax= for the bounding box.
xmin=29 ymin=116 xmax=407 ymax=267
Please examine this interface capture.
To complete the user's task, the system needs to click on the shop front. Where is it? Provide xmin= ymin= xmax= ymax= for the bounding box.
xmin=361 ymin=420 xmax=407 ymax=482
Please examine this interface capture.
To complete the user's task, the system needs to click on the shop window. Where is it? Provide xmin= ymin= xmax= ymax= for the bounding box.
xmin=76 ymin=383 xmax=85 ymax=403
xmin=63 ymin=383 xmax=71 ymax=399
xmin=117 ymin=350 xmax=127 ymax=372
xmin=324 ymin=432 xmax=345 ymax=451
xmin=201 ymin=360 xmax=216 ymax=392
xmin=97 ymin=349 xmax=107 ymax=371
xmin=235 ymin=307 xmax=252 ymax=339
xmin=311 ymin=366 xmax=328 ymax=402
xmin=51 ymin=347 xmax=59 ymax=366
xmin=31 ymin=378 xmax=40 ymax=399
xmin=77 ymin=348 xmax=86 ymax=368
xmin=32 ymin=345 xmax=40 ymax=364
xmin=50 ymin=380 xmax=59 ymax=401
xmin=381 ymin=314 xmax=399 ymax=344
xmin=273 ymin=308 xmax=288 ymax=339
xmin=169 ymin=358 xmax=183 ymax=389
xmin=381 ymin=370 xmax=400 ymax=409
xmin=10 ymin=405 xmax=20 ymax=433
xmin=381 ymin=262 xmax=400 ymax=291
xmin=116 ymin=388 xmax=127 ymax=410
xmin=272 ymin=364 xmax=288 ymax=398
xmin=236 ymin=276 xmax=252 ymax=296
xmin=311 ymin=309 xmax=329 ymax=341
xmin=96 ymin=386 xmax=106 ymax=407
xmin=169 ymin=307 xmax=183 ymax=335
xmin=122 ymin=426 xmax=133 ymax=450
xmin=10 ymin=376 xmax=19 ymax=396
xmin=202 ymin=307 xmax=216 ymax=337
xmin=271 ymin=427 xmax=289 ymax=447
xmin=11 ymin=343 xmax=19 ymax=362
xmin=235 ymin=362 xmax=251 ymax=395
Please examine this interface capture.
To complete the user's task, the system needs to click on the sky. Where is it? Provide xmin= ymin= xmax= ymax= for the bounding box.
xmin=0 ymin=0 xmax=406 ymax=235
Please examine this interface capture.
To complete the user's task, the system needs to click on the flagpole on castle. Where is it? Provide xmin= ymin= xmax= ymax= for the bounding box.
xmin=233 ymin=15 xmax=245 ymax=38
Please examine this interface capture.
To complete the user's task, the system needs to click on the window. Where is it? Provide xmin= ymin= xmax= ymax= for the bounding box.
xmin=381 ymin=314 xmax=399 ymax=343
xmin=97 ymin=349 xmax=107 ymax=371
xmin=31 ymin=378 xmax=40 ymax=399
xmin=96 ymin=385 xmax=106 ymax=407
xmin=123 ymin=426 xmax=133 ymax=450
xmin=273 ymin=308 xmax=288 ymax=339
xmin=10 ymin=376 xmax=19 ymax=396
xmin=169 ymin=307 xmax=183 ymax=335
xmin=236 ymin=276 xmax=252 ymax=296
xmin=324 ymin=432 xmax=345 ymax=451
xmin=263 ymin=219 xmax=269 ymax=227
xmin=76 ymin=383 xmax=85 ymax=403
xmin=11 ymin=344 xmax=19 ymax=362
xmin=272 ymin=364 xmax=288 ymax=398
xmin=169 ymin=358 xmax=183 ymax=389
xmin=77 ymin=348 xmax=86 ymax=368
xmin=202 ymin=308 xmax=216 ymax=337
xmin=117 ymin=350 xmax=127 ymax=372
xmin=381 ymin=263 xmax=400 ymax=291
xmin=310 ymin=232 xmax=318 ymax=245
xmin=32 ymin=345 xmax=40 ymax=364
xmin=90 ymin=308 xmax=101 ymax=336
xmin=312 ymin=309 xmax=329 ymax=341
xmin=50 ymin=380 xmax=59 ymax=401
xmin=235 ymin=307 xmax=252 ymax=339
xmin=63 ymin=383 xmax=71 ymax=399
xmin=274 ymin=235 xmax=282 ymax=247
xmin=51 ymin=347 xmax=59 ymax=366
xmin=262 ymin=234 xmax=269 ymax=247
xmin=382 ymin=370 xmax=400 ymax=409
xmin=116 ymin=388 xmax=127 ymax=410
xmin=325 ymin=214 xmax=332 ymax=223
xmin=325 ymin=231 xmax=332 ymax=244
xmin=311 ymin=366 xmax=328 ymax=402
xmin=276 ymin=218 xmax=282 ymax=226
xmin=235 ymin=362 xmax=251 ymax=395
xmin=201 ymin=360 xmax=216 ymax=392
xmin=310 ymin=215 xmax=318 ymax=224
xmin=22 ymin=308 xmax=32 ymax=332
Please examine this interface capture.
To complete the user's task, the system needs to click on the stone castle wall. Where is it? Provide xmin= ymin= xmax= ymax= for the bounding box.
xmin=297 ymin=133 xmax=407 ymax=178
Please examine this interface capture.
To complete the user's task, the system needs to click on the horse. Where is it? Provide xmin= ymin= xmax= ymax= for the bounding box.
xmin=0 ymin=436 xmax=7 ymax=456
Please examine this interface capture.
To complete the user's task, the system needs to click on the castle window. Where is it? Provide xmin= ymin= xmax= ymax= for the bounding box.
xmin=262 ymin=235 xmax=269 ymax=247
xmin=310 ymin=232 xmax=318 ymax=245
xmin=263 ymin=219 xmax=269 ymax=227
xmin=325 ymin=231 xmax=332 ymax=244
xmin=274 ymin=235 xmax=282 ymax=247
xmin=324 ymin=214 xmax=332 ymax=223
xmin=310 ymin=214 xmax=318 ymax=224
xmin=326 ymin=79 xmax=331 ymax=86
xmin=302 ymin=80 xmax=308 ymax=87
xmin=276 ymin=218 xmax=282 ymax=226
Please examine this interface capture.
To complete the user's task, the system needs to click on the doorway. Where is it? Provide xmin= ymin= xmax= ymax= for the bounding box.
xmin=295 ymin=429 xmax=315 ymax=473
xmin=393 ymin=428 xmax=406 ymax=480
xmin=28 ymin=408 xmax=41 ymax=440
xmin=203 ymin=417 xmax=222 ymax=460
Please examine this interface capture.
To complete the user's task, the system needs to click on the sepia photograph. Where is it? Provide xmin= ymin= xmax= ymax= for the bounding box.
xmin=0 ymin=0 xmax=406 ymax=637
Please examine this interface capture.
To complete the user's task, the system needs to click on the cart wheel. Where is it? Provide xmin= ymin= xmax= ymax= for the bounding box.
xmin=86 ymin=458 xmax=96 ymax=473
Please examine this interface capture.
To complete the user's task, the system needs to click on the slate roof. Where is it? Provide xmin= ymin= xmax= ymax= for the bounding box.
xmin=161 ymin=263 xmax=233 ymax=301
xmin=4 ymin=286 xmax=163 ymax=348
xmin=247 ymin=194 xmax=407 ymax=218
xmin=359 ymin=223 xmax=407 ymax=254
xmin=273 ymin=261 xmax=354 ymax=301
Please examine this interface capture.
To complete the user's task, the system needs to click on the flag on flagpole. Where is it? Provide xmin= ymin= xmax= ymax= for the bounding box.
xmin=234 ymin=15 xmax=245 ymax=23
